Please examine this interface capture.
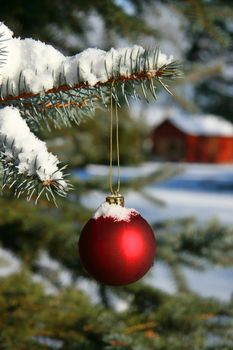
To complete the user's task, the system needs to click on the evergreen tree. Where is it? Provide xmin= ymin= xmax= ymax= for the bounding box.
xmin=0 ymin=2 xmax=233 ymax=349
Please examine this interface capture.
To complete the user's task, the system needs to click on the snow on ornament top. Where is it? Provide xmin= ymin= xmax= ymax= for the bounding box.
xmin=93 ymin=202 xmax=139 ymax=222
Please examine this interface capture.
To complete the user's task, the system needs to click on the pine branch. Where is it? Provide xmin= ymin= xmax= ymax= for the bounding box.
xmin=0 ymin=30 xmax=182 ymax=129
xmin=0 ymin=55 xmax=182 ymax=130
xmin=0 ymin=25 xmax=182 ymax=203
xmin=0 ymin=107 xmax=71 ymax=204
xmin=154 ymin=219 xmax=233 ymax=267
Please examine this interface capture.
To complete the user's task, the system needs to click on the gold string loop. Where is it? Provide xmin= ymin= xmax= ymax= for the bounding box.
xmin=109 ymin=86 xmax=121 ymax=196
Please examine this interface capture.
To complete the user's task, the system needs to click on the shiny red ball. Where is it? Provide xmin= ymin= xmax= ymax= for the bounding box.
xmin=78 ymin=214 xmax=156 ymax=286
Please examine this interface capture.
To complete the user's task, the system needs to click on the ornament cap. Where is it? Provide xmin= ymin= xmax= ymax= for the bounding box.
xmin=106 ymin=193 xmax=124 ymax=207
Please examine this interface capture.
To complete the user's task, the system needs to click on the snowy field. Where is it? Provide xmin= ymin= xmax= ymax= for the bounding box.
xmin=135 ymin=163 xmax=233 ymax=225
xmin=80 ymin=162 xmax=233 ymax=225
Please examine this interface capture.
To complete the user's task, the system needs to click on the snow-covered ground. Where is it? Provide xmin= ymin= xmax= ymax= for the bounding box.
xmin=80 ymin=162 xmax=233 ymax=224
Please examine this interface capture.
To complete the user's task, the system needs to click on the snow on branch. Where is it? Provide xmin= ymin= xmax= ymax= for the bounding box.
xmin=0 ymin=43 xmax=178 ymax=98
xmin=0 ymin=36 xmax=179 ymax=99
xmin=0 ymin=24 xmax=182 ymax=128
xmin=0 ymin=23 xmax=182 ymax=204
xmin=0 ymin=23 xmax=11 ymax=67
xmin=0 ymin=106 xmax=69 ymax=203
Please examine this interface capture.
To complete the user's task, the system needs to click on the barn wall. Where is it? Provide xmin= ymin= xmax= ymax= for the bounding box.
xmin=216 ymin=137 xmax=233 ymax=163
xmin=192 ymin=136 xmax=233 ymax=163
xmin=184 ymin=136 xmax=233 ymax=163
xmin=186 ymin=135 xmax=199 ymax=162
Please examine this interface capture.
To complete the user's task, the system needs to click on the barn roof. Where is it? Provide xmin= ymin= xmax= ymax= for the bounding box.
xmin=156 ymin=112 xmax=233 ymax=136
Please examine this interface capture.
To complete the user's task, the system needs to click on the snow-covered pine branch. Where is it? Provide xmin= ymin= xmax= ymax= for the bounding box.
xmin=0 ymin=23 xmax=182 ymax=204
xmin=0 ymin=23 xmax=182 ymax=128
xmin=0 ymin=39 xmax=176 ymax=98
xmin=0 ymin=106 xmax=69 ymax=204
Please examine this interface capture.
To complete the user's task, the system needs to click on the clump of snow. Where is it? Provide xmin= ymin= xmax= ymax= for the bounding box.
xmin=0 ymin=23 xmax=174 ymax=98
xmin=0 ymin=106 xmax=66 ymax=187
xmin=0 ymin=37 xmax=65 ymax=96
xmin=60 ymin=46 xmax=172 ymax=87
xmin=93 ymin=202 xmax=139 ymax=222
xmin=157 ymin=51 xmax=173 ymax=68
xmin=0 ymin=22 xmax=13 ymax=41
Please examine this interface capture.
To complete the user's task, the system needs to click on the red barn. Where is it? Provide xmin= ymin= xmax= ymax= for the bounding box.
xmin=152 ymin=114 xmax=233 ymax=163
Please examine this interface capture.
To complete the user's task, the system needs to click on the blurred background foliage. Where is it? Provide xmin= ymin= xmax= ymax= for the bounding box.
xmin=0 ymin=0 xmax=233 ymax=349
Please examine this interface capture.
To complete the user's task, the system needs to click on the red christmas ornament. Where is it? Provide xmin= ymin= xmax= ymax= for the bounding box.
xmin=78 ymin=197 xmax=156 ymax=286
